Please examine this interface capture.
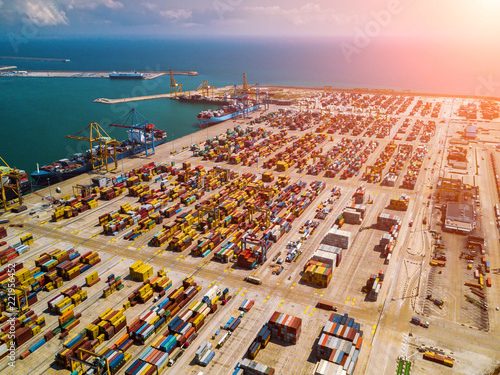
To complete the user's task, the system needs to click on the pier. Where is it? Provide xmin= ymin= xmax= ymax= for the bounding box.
xmin=0 ymin=70 xmax=199 ymax=79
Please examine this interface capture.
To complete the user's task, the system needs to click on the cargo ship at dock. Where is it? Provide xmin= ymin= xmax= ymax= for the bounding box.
xmin=177 ymin=94 xmax=230 ymax=106
xmin=30 ymin=129 xmax=167 ymax=186
xmin=198 ymin=101 xmax=260 ymax=128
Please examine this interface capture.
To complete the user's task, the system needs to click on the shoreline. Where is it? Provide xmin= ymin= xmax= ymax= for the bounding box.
xmin=0 ymin=70 xmax=199 ymax=79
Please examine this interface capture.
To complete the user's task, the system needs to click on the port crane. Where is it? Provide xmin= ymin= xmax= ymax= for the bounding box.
xmin=109 ymin=108 xmax=165 ymax=156
xmin=196 ymin=80 xmax=214 ymax=97
xmin=170 ymin=69 xmax=183 ymax=97
xmin=0 ymin=283 xmax=30 ymax=315
xmin=241 ymin=234 xmax=269 ymax=265
xmin=70 ymin=347 xmax=111 ymax=375
xmin=0 ymin=156 xmax=24 ymax=211
xmin=66 ymin=123 xmax=120 ymax=172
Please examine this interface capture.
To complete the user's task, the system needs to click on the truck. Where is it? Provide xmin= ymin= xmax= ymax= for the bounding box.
xmin=168 ymin=347 xmax=183 ymax=366
xmin=245 ymin=276 xmax=262 ymax=285
xmin=411 ymin=317 xmax=429 ymax=328
xmin=427 ymin=294 xmax=445 ymax=309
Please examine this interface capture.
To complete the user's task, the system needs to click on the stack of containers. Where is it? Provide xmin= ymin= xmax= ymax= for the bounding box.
xmin=129 ymin=261 xmax=153 ymax=282
xmin=195 ymin=341 xmax=215 ymax=366
xmin=302 ymin=260 xmax=333 ymax=288
xmin=316 ymin=313 xmax=363 ymax=375
xmin=376 ymin=213 xmax=402 ymax=230
xmin=103 ymin=274 xmax=123 ymax=298
xmin=47 ymin=285 xmax=87 ymax=315
xmin=98 ymin=347 xmax=132 ymax=374
xmin=314 ymin=359 xmax=347 ymax=375
xmin=322 ymin=228 xmax=351 ymax=250
xmin=239 ymin=358 xmax=275 ymax=375
xmin=267 ymin=311 xmax=301 ymax=344
xmin=0 ymin=226 xmax=6 ymax=239
xmin=239 ymin=299 xmax=254 ymax=312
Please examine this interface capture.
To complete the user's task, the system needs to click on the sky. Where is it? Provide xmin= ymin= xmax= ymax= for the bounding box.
xmin=0 ymin=0 xmax=499 ymax=40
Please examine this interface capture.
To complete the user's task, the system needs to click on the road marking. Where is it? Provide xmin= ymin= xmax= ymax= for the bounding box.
xmin=345 ymin=297 xmax=350 ymax=304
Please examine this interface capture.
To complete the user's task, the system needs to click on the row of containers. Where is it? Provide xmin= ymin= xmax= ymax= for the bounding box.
xmin=125 ymin=284 xmax=231 ymax=374
xmin=0 ymin=231 xmax=33 ymax=264
xmin=244 ymin=311 xmax=302 ymax=366
xmin=316 ymin=313 xmax=363 ymax=375
xmin=0 ymin=248 xmax=100 ymax=316
xmin=0 ymin=248 xmax=100 ymax=360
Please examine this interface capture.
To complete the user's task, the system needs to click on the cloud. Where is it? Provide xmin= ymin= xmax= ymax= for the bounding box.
xmin=141 ymin=1 xmax=157 ymax=11
xmin=0 ymin=0 xmax=123 ymax=27
xmin=245 ymin=3 xmax=341 ymax=26
xmin=160 ymin=8 xmax=192 ymax=21
xmin=24 ymin=0 xmax=69 ymax=26
xmin=68 ymin=0 xmax=123 ymax=11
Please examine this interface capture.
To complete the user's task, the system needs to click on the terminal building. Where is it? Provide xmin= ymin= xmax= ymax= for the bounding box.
xmin=443 ymin=202 xmax=475 ymax=233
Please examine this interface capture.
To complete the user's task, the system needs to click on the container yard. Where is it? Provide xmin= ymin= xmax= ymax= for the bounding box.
xmin=0 ymin=88 xmax=499 ymax=375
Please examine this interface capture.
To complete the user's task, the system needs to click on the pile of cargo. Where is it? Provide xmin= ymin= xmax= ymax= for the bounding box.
xmin=126 ymin=282 xmax=228 ymax=373
xmin=388 ymin=195 xmax=410 ymax=211
xmin=0 ymin=309 xmax=46 ymax=348
xmin=342 ymin=203 xmax=366 ymax=225
xmin=247 ymin=324 xmax=271 ymax=359
xmin=100 ymin=184 xmax=126 ymax=200
xmin=125 ymin=213 xmax=163 ymax=241
xmin=85 ymin=270 xmax=100 ymax=287
xmin=195 ymin=341 xmax=215 ymax=366
xmin=0 ymin=226 xmax=6 ymax=240
xmin=314 ymin=359 xmax=348 ymax=375
xmin=0 ymin=241 xmax=30 ymax=264
xmin=239 ymin=299 xmax=254 ymax=312
xmin=316 ymin=313 xmax=363 ymax=375
xmin=239 ymin=358 xmax=275 ymax=375
xmin=129 ymin=261 xmax=154 ymax=282
xmin=86 ymin=308 xmax=128 ymax=342
xmin=214 ymin=229 xmax=245 ymax=262
xmin=47 ymin=285 xmax=88 ymax=315
xmin=322 ymin=227 xmax=351 ymax=249
xmin=52 ymin=195 xmax=98 ymax=221
xmin=302 ymin=260 xmax=333 ymax=287
xmin=58 ymin=308 xmax=82 ymax=335
xmin=267 ymin=311 xmax=301 ymax=344
xmin=361 ymin=270 xmax=384 ymax=301
xmin=312 ymin=244 xmax=343 ymax=267
xmin=103 ymin=273 xmax=123 ymax=298
xmin=402 ymin=145 xmax=427 ymax=189
xmin=377 ymin=213 xmax=402 ymax=231
xmin=423 ymin=350 xmax=454 ymax=367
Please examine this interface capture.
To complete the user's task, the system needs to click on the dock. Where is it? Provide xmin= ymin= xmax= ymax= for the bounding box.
xmin=1 ymin=88 xmax=500 ymax=375
xmin=0 ymin=70 xmax=199 ymax=79
xmin=94 ymin=85 xmax=233 ymax=104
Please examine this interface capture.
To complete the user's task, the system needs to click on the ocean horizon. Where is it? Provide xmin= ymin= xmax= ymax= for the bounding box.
xmin=0 ymin=36 xmax=498 ymax=173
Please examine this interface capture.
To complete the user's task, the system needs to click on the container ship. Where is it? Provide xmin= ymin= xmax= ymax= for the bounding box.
xmin=178 ymin=94 xmax=230 ymax=106
xmin=198 ymin=101 xmax=260 ymax=128
xmin=109 ymin=71 xmax=144 ymax=79
xmin=30 ymin=129 xmax=167 ymax=186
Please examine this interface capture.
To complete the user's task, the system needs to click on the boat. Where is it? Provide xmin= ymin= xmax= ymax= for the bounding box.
xmin=109 ymin=71 xmax=144 ymax=79
xmin=30 ymin=129 xmax=167 ymax=186
xmin=178 ymin=94 xmax=230 ymax=106
xmin=1 ymin=166 xmax=31 ymax=200
xmin=198 ymin=101 xmax=260 ymax=127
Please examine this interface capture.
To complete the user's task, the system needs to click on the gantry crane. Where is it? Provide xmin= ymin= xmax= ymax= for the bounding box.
xmin=109 ymin=108 xmax=165 ymax=156
xmin=70 ymin=348 xmax=111 ymax=375
xmin=241 ymin=234 xmax=270 ymax=265
xmin=0 ymin=283 xmax=30 ymax=315
xmin=65 ymin=123 xmax=120 ymax=172
xmin=197 ymin=203 xmax=221 ymax=230
xmin=197 ymin=80 xmax=214 ymax=97
xmin=170 ymin=69 xmax=183 ymax=97
xmin=0 ymin=156 xmax=24 ymax=212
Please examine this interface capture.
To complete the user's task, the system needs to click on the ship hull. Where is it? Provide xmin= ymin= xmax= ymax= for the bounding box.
xmin=198 ymin=105 xmax=260 ymax=128
xmin=30 ymin=137 xmax=167 ymax=186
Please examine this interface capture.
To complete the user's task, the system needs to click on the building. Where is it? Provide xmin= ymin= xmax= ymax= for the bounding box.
xmin=444 ymin=202 xmax=474 ymax=234
xmin=465 ymin=125 xmax=476 ymax=139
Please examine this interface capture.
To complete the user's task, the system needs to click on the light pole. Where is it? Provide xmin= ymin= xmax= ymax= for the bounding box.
xmin=47 ymin=178 xmax=52 ymax=207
